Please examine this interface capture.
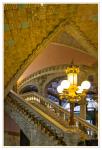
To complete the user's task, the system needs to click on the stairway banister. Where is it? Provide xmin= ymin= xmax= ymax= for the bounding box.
xmin=21 ymin=92 xmax=70 ymax=117
xmin=21 ymin=91 xmax=98 ymax=134
xmin=8 ymin=90 xmax=72 ymax=133
xmin=8 ymin=90 xmax=98 ymax=141
xmin=75 ymin=116 xmax=98 ymax=132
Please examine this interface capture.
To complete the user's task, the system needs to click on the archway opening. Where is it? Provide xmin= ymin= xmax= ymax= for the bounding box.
xmin=19 ymin=85 xmax=38 ymax=94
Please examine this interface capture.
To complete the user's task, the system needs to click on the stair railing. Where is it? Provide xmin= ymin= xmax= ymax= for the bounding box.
xmin=21 ymin=91 xmax=98 ymax=139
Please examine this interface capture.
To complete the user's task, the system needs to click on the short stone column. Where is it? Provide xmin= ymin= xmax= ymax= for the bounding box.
xmin=80 ymin=98 xmax=86 ymax=120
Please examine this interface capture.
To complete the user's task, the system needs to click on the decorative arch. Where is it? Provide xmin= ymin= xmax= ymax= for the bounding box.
xmin=18 ymin=84 xmax=38 ymax=94
xmin=42 ymin=74 xmax=65 ymax=97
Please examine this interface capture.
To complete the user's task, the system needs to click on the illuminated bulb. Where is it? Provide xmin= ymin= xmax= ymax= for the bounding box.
xmin=61 ymin=80 xmax=70 ymax=89
xmin=81 ymin=81 xmax=91 ymax=90
xmin=57 ymin=85 xmax=63 ymax=93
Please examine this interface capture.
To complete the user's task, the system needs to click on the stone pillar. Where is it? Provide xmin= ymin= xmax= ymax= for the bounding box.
xmin=93 ymin=108 xmax=98 ymax=126
xmin=95 ymin=110 xmax=98 ymax=127
xmin=69 ymin=103 xmax=75 ymax=125
xmin=80 ymin=98 xmax=86 ymax=120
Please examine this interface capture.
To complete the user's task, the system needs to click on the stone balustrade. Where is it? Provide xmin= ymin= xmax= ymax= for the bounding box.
xmin=5 ymin=90 xmax=98 ymax=145
xmin=5 ymin=93 xmax=68 ymax=145
xmin=21 ymin=91 xmax=98 ymax=140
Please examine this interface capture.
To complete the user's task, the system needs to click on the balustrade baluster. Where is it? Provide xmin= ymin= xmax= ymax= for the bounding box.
xmin=33 ymin=96 xmax=35 ymax=101
xmin=34 ymin=96 xmax=36 ymax=101
xmin=56 ymin=109 xmax=60 ymax=117
xmin=41 ymin=122 xmax=46 ymax=132
xmin=38 ymin=98 xmax=40 ymax=103
xmin=63 ymin=113 xmax=66 ymax=121
xmin=47 ymin=103 xmax=49 ymax=108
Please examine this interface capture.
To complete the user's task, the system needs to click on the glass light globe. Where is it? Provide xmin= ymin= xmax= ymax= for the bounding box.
xmin=81 ymin=80 xmax=91 ymax=90
xmin=61 ymin=80 xmax=70 ymax=89
xmin=57 ymin=85 xmax=63 ymax=93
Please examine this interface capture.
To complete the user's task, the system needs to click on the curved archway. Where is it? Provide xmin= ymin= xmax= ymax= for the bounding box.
xmin=19 ymin=84 xmax=38 ymax=94
xmin=44 ymin=75 xmax=65 ymax=97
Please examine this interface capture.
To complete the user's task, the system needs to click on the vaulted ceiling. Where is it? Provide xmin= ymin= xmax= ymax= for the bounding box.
xmin=4 ymin=4 xmax=98 ymax=96
xmin=18 ymin=43 xmax=97 ymax=83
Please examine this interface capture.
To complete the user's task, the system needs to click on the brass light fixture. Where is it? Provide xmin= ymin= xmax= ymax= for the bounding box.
xmin=57 ymin=62 xmax=91 ymax=125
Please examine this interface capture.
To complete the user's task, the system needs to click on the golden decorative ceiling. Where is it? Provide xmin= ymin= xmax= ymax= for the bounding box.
xmin=4 ymin=4 xmax=98 ymax=96
xmin=73 ymin=4 xmax=98 ymax=49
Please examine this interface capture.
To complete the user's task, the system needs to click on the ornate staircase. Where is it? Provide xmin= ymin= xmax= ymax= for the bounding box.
xmin=5 ymin=90 xmax=98 ymax=146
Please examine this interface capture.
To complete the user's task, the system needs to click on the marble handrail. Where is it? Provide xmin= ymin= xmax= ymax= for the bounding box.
xmin=7 ymin=90 xmax=98 ymax=141
xmin=8 ymin=90 xmax=75 ymax=133
xmin=21 ymin=91 xmax=98 ymax=138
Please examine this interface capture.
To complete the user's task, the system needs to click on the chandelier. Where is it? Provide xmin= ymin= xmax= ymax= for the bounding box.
xmin=57 ymin=62 xmax=91 ymax=125
xmin=57 ymin=63 xmax=91 ymax=102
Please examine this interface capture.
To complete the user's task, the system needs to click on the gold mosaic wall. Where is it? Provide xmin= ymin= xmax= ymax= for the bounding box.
xmin=4 ymin=4 xmax=98 ymax=95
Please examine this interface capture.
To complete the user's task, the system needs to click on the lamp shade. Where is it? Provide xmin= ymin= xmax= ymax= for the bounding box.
xmin=68 ymin=73 xmax=77 ymax=85
xmin=61 ymin=80 xmax=70 ymax=89
xmin=81 ymin=81 xmax=91 ymax=90
xmin=57 ymin=85 xmax=63 ymax=93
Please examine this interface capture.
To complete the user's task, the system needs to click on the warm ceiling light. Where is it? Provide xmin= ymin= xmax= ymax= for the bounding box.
xmin=57 ymin=62 xmax=91 ymax=126
xmin=81 ymin=80 xmax=91 ymax=90
xmin=57 ymin=62 xmax=91 ymax=102
xmin=61 ymin=80 xmax=70 ymax=89
xmin=57 ymin=85 xmax=63 ymax=93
